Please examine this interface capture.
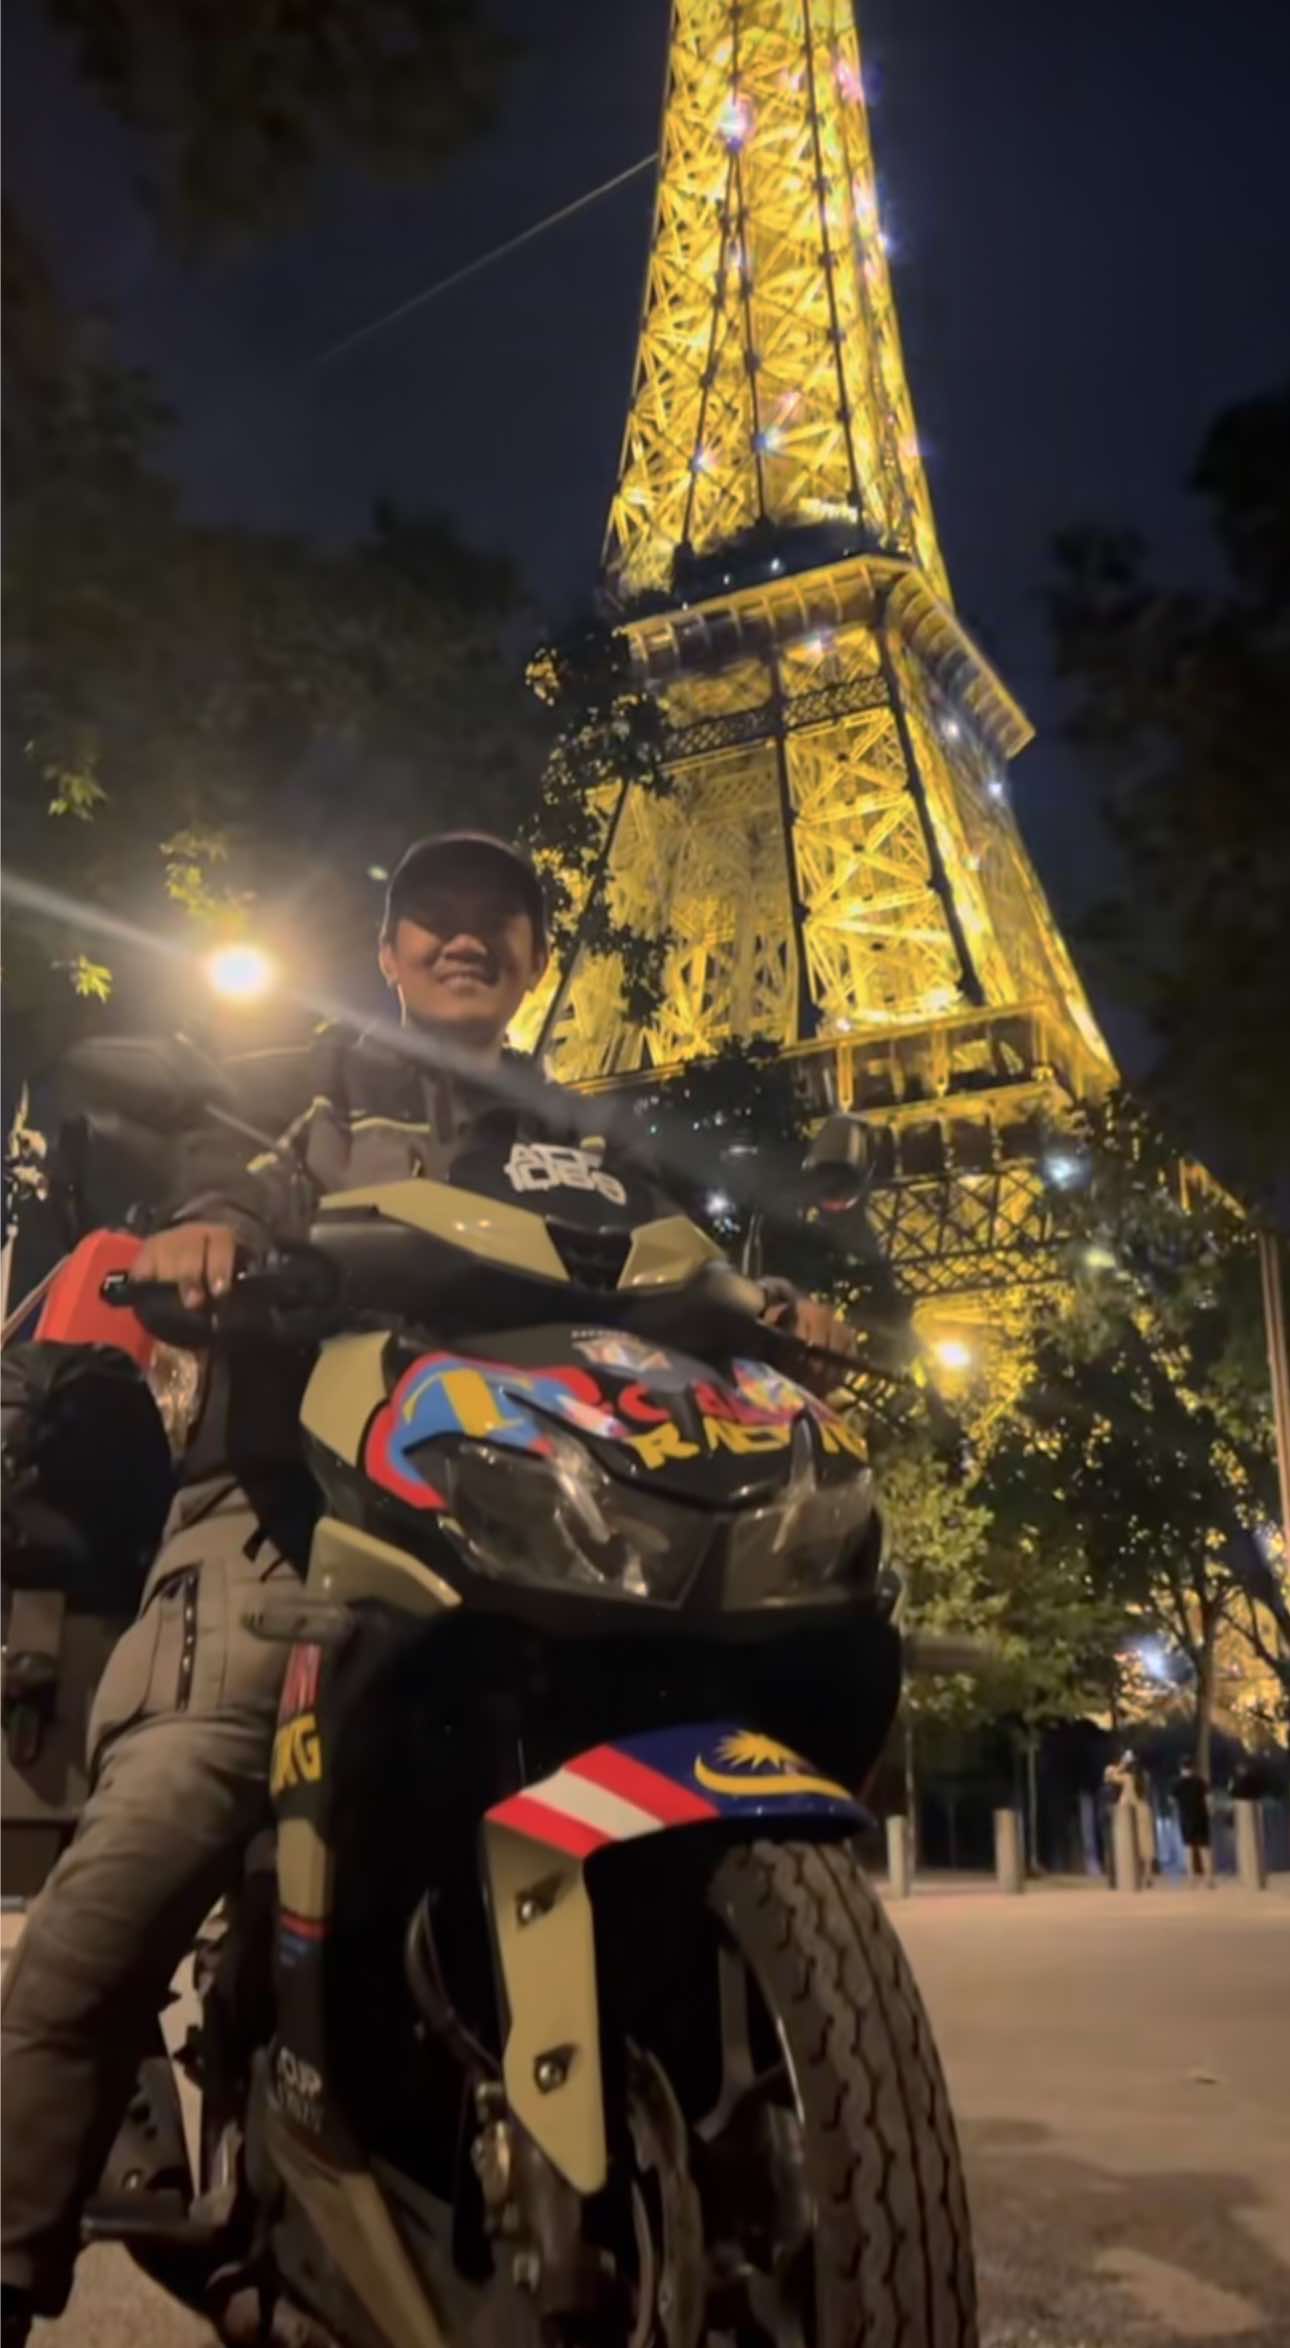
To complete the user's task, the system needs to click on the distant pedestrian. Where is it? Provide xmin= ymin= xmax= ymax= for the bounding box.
xmin=1172 ymin=1760 xmax=1214 ymax=1886
xmin=1096 ymin=1773 xmax=1120 ymax=1883
xmin=1105 ymin=1750 xmax=1158 ymax=1885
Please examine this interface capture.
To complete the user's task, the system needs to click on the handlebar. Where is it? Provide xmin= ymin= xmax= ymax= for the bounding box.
xmin=100 ymin=1250 xmax=340 ymax=1348
xmin=101 ymin=1253 xmax=794 ymax=1348
xmin=101 ymin=1235 xmax=910 ymax=1387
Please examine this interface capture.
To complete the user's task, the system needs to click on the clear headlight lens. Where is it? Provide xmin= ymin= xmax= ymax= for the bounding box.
xmin=723 ymin=1422 xmax=877 ymax=1606
xmin=433 ymin=1435 xmax=710 ymax=1602
xmin=428 ymin=1420 xmax=876 ymax=1608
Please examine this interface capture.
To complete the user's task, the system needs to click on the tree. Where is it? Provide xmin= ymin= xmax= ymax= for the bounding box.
xmin=3 ymin=233 xmax=546 ymax=1066
xmin=979 ymin=1494 xmax=1129 ymax=1866
xmin=869 ymin=1428 xmax=998 ymax=1835
xmin=5 ymin=0 xmax=525 ymax=1028
xmin=41 ymin=0 xmax=512 ymax=249
xmin=982 ymin=1101 xmax=1286 ymax=1768
xmin=522 ymin=619 xmax=675 ymax=1039
xmin=1046 ymin=386 xmax=1290 ymax=1203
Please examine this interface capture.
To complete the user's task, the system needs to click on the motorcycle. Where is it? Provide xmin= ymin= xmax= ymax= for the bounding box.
xmin=76 ymin=1043 xmax=975 ymax=2348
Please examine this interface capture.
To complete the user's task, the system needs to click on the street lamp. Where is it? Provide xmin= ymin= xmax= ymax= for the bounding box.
xmin=205 ymin=943 xmax=277 ymax=1005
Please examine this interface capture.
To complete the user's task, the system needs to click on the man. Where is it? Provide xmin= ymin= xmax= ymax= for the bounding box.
xmin=1172 ymin=1759 xmax=1215 ymax=1887
xmin=1 ymin=831 xmax=851 ymax=2335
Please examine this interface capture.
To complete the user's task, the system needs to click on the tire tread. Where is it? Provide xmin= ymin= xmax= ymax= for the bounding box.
xmin=710 ymin=1840 xmax=976 ymax=2348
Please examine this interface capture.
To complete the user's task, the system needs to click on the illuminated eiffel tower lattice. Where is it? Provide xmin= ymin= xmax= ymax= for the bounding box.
xmin=524 ymin=0 xmax=1116 ymax=1301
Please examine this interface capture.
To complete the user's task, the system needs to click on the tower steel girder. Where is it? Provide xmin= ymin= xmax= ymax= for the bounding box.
xmin=521 ymin=0 xmax=1116 ymax=1301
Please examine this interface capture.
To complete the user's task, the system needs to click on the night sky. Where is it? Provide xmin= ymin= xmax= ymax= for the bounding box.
xmin=6 ymin=0 xmax=1289 ymax=949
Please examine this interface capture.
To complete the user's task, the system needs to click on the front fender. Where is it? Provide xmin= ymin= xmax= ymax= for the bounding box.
xmin=483 ymin=1724 xmax=863 ymax=2194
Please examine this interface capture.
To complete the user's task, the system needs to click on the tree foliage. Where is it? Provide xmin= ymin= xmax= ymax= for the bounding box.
xmin=3 ymin=228 xmax=545 ymax=1062
xmin=873 ymin=1428 xmax=1001 ymax=1735
xmin=5 ymin=0 xmax=526 ymax=1037
xmin=523 ymin=619 xmax=675 ymax=1033
xmin=43 ymin=0 xmax=512 ymax=249
xmin=1047 ymin=386 xmax=1290 ymax=1202
xmin=979 ymin=1099 xmax=1287 ymax=1760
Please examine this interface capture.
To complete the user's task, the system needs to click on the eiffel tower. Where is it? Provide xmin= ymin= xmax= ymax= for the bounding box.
xmin=522 ymin=0 xmax=1116 ymax=1304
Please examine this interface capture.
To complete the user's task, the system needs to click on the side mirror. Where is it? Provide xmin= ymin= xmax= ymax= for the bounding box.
xmin=58 ymin=1034 xmax=234 ymax=1134
xmin=799 ymin=1114 xmax=876 ymax=1212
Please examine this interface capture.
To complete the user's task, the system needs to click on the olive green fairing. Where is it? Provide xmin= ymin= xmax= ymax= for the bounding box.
xmin=308 ymin=1517 xmax=460 ymax=1616
xmin=316 ymin=1177 xmax=721 ymax=1290
xmin=318 ymin=1178 xmax=569 ymax=1279
xmin=300 ymin=1331 xmax=388 ymax=1467
xmin=298 ymin=1336 xmax=459 ymax=1612
xmin=621 ymin=1214 xmax=722 ymax=1288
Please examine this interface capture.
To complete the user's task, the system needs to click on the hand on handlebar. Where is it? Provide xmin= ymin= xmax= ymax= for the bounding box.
xmin=129 ymin=1221 xmax=240 ymax=1310
xmin=762 ymin=1291 xmax=860 ymax=1398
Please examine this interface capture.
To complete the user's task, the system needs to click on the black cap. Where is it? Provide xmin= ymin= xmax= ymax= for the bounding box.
xmin=384 ymin=832 xmax=546 ymax=950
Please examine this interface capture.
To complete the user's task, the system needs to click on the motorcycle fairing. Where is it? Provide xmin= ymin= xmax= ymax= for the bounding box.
xmin=361 ymin=1329 xmax=867 ymax=1516
xmin=483 ymin=1723 xmax=863 ymax=2194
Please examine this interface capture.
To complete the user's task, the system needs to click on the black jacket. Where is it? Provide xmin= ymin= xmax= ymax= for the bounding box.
xmin=174 ymin=1021 xmax=622 ymax=1247
xmin=1172 ymin=1772 xmax=1211 ymax=1843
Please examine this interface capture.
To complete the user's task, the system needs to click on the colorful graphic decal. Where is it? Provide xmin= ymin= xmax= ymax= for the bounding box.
xmin=732 ymin=1361 xmax=867 ymax=1460
xmin=365 ymin=1352 xmax=627 ymax=1508
xmin=271 ymin=1716 xmax=322 ymax=1797
xmin=271 ymin=1641 xmax=323 ymax=1799
xmin=278 ymin=1642 xmax=322 ymax=1723
xmin=363 ymin=1343 xmax=866 ymax=1509
xmin=277 ymin=1910 xmax=329 ymax=1969
xmin=693 ymin=1730 xmax=854 ymax=1800
xmin=487 ymin=1722 xmax=862 ymax=1857
xmin=571 ymin=1330 xmax=682 ymax=1377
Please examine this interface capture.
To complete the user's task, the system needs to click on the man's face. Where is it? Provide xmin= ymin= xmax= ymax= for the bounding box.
xmin=379 ymin=875 xmax=545 ymax=1048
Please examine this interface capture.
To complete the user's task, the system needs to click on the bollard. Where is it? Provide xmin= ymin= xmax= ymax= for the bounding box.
xmin=993 ymin=1807 xmax=1024 ymax=1894
xmin=1235 ymin=1801 xmax=1267 ymax=1891
xmin=886 ymin=1813 xmax=912 ymax=1899
xmin=1112 ymin=1801 xmax=1141 ymax=1892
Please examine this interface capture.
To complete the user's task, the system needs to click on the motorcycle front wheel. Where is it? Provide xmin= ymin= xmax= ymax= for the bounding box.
xmin=614 ymin=1838 xmax=976 ymax=2348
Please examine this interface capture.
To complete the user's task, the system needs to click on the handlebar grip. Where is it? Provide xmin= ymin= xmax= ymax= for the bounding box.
xmin=100 ymin=1268 xmax=219 ymax=1347
xmin=101 ymin=1250 xmax=340 ymax=1346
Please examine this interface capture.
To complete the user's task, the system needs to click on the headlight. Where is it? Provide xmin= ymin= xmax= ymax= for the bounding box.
xmin=434 ymin=1435 xmax=711 ymax=1603
xmin=723 ymin=1423 xmax=878 ymax=1606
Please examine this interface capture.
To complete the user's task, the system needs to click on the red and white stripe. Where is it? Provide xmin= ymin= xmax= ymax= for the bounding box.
xmin=489 ymin=1743 xmax=717 ymax=1858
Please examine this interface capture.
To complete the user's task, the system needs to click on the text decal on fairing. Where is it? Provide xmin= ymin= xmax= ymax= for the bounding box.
xmin=504 ymin=1142 xmax=627 ymax=1207
xmin=275 ymin=2045 xmax=323 ymax=2133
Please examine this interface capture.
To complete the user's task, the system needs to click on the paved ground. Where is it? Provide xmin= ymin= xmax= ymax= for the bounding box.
xmin=7 ymin=1879 xmax=1289 ymax=2345
xmin=894 ymin=1879 xmax=1290 ymax=2347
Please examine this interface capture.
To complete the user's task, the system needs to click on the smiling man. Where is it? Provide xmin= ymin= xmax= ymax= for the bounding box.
xmin=380 ymin=829 xmax=547 ymax=1043
xmin=138 ymin=831 xmax=554 ymax=1308
xmin=0 ymin=827 xmax=855 ymax=2339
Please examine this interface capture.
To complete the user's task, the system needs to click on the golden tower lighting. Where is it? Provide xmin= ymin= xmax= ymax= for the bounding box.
xmin=526 ymin=0 xmax=1116 ymax=1299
